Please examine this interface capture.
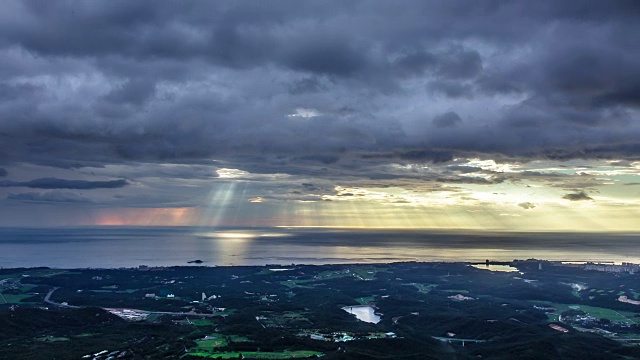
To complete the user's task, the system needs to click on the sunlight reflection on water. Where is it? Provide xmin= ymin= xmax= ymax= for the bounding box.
xmin=0 ymin=227 xmax=639 ymax=268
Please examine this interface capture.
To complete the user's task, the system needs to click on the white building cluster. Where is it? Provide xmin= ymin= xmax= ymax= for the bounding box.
xmin=584 ymin=262 xmax=640 ymax=274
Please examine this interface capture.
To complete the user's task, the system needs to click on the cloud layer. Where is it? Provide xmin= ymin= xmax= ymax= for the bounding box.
xmin=0 ymin=1 xmax=638 ymax=172
xmin=0 ymin=1 xmax=638 ymax=228
xmin=0 ymin=178 xmax=128 ymax=189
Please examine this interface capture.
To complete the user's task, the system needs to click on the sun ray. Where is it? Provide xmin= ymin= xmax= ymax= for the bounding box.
xmin=198 ymin=181 xmax=238 ymax=227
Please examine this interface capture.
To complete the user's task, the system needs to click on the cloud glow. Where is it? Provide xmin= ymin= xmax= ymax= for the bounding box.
xmin=0 ymin=2 xmax=637 ymax=231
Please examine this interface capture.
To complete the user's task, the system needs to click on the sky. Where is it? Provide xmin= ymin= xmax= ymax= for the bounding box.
xmin=0 ymin=1 xmax=639 ymax=230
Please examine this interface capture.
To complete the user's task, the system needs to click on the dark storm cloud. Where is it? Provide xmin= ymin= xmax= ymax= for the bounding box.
xmin=445 ymin=165 xmax=482 ymax=174
xmin=7 ymin=191 xmax=90 ymax=203
xmin=562 ymin=191 xmax=594 ymax=201
xmin=518 ymin=202 xmax=536 ymax=210
xmin=433 ymin=112 xmax=462 ymax=128
xmin=0 ymin=178 xmax=128 ymax=189
xmin=282 ymin=37 xmax=367 ymax=77
xmin=103 ymin=78 xmax=156 ymax=106
xmin=0 ymin=0 xmax=638 ymax=181
xmin=296 ymin=154 xmax=341 ymax=165
xmin=435 ymin=47 xmax=482 ymax=80
xmin=362 ymin=150 xmax=455 ymax=164
xmin=428 ymin=80 xmax=475 ymax=99
xmin=0 ymin=168 xmax=7 ymax=177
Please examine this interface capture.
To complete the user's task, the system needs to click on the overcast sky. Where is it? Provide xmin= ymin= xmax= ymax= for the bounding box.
xmin=0 ymin=1 xmax=639 ymax=230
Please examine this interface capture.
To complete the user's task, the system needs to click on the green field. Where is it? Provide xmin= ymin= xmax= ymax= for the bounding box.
xmin=88 ymin=287 xmax=139 ymax=294
xmin=0 ymin=293 xmax=32 ymax=304
xmin=315 ymin=270 xmax=352 ymax=280
xmin=228 ymin=335 xmax=252 ymax=342
xmin=186 ymin=334 xmax=314 ymax=359
xmin=279 ymin=280 xmax=313 ymax=289
xmin=19 ymin=285 xmax=36 ymax=292
xmin=279 ymin=266 xmax=387 ymax=289
xmin=356 ymin=296 xmax=375 ymax=305
xmin=191 ymin=319 xmax=218 ymax=327
xmin=2 ymin=270 xmax=76 ymax=280
xmin=187 ymin=333 xmax=253 ymax=355
xmin=539 ymin=302 xmax=640 ymax=324
xmin=572 ymin=305 xmax=640 ymax=324
xmin=316 ymin=267 xmax=386 ymax=282
xmin=176 ymin=318 xmax=218 ymax=326
xmin=188 ymin=350 xmax=322 ymax=359
xmin=36 ymin=336 xmax=70 ymax=342
xmin=350 ymin=267 xmax=387 ymax=280
xmin=406 ymin=283 xmax=437 ymax=294
xmin=194 ymin=336 xmax=229 ymax=350
xmin=441 ymin=289 xmax=470 ymax=294
xmin=259 ymin=311 xmax=310 ymax=327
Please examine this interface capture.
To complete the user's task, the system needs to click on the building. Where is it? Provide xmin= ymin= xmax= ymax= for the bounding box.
xmin=584 ymin=262 xmax=640 ymax=274
xmin=549 ymin=324 xmax=569 ymax=333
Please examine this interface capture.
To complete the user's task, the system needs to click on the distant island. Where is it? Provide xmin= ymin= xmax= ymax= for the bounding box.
xmin=187 ymin=259 xmax=204 ymax=264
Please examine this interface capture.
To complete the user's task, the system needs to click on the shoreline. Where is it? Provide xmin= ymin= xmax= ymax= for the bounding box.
xmin=2 ymin=258 xmax=638 ymax=271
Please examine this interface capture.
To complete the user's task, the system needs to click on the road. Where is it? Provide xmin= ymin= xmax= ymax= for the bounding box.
xmin=44 ymin=286 xmax=219 ymax=317
xmin=44 ymin=287 xmax=79 ymax=308
xmin=111 ymin=309 xmax=220 ymax=317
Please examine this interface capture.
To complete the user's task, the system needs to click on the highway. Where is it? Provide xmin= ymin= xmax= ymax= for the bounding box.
xmin=44 ymin=286 xmax=219 ymax=317
xmin=44 ymin=287 xmax=79 ymax=308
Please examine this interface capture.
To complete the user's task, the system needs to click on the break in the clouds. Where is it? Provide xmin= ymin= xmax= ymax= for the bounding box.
xmin=0 ymin=1 xmax=638 ymax=229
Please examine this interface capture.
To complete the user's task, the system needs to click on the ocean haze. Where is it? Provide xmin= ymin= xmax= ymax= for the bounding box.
xmin=1 ymin=227 xmax=639 ymax=268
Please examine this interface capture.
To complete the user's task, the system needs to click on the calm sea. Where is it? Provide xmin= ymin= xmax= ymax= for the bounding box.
xmin=0 ymin=227 xmax=639 ymax=268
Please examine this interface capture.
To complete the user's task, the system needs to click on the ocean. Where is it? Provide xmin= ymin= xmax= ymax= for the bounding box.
xmin=0 ymin=227 xmax=639 ymax=268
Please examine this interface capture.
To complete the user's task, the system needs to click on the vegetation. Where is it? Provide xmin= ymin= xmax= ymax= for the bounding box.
xmin=188 ymin=350 xmax=322 ymax=359
xmin=1 ymin=262 xmax=639 ymax=359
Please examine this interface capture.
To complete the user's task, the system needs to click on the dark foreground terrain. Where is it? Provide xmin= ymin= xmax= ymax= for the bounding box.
xmin=1 ymin=260 xmax=640 ymax=359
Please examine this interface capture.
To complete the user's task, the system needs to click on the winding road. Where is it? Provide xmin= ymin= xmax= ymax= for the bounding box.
xmin=44 ymin=286 xmax=218 ymax=317
xmin=44 ymin=287 xmax=79 ymax=308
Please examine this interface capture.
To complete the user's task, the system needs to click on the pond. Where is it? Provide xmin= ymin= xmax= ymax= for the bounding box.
xmin=342 ymin=305 xmax=381 ymax=324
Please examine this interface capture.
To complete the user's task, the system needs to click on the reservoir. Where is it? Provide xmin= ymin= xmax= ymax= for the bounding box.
xmin=342 ymin=305 xmax=381 ymax=324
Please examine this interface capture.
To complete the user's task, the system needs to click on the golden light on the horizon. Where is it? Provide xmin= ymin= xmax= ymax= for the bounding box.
xmin=87 ymin=183 xmax=640 ymax=232
xmin=262 ymin=182 xmax=640 ymax=231
xmin=214 ymin=231 xmax=257 ymax=239
xmin=95 ymin=207 xmax=197 ymax=226
xmin=80 ymin=159 xmax=640 ymax=232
